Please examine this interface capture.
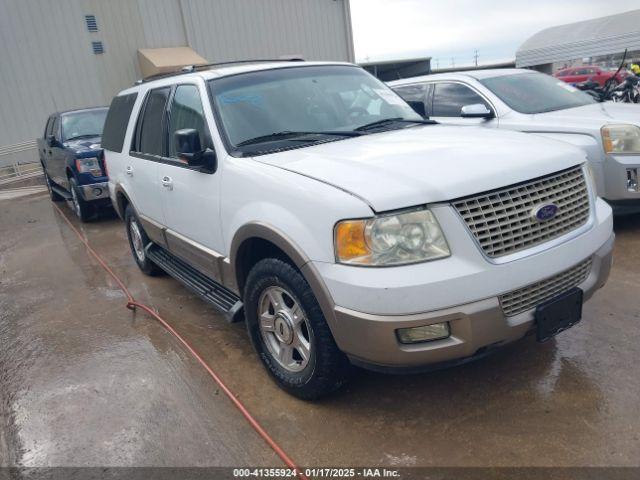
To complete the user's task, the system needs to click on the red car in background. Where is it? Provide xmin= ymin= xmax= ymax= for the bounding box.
xmin=554 ymin=66 xmax=628 ymax=87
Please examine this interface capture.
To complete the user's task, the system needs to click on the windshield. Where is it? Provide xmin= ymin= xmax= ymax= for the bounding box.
xmin=480 ymin=72 xmax=596 ymax=114
xmin=208 ymin=65 xmax=422 ymax=155
xmin=61 ymin=109 xmax=107 ymax=141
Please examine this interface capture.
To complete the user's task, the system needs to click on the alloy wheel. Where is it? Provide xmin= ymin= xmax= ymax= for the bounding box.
xmin=129 ymin=219 xmax=146 ymax=263
xmin=70 ymin=186 xmax=81 ymax=217
xmin=258 ymin=286 xmax=312 ymax=373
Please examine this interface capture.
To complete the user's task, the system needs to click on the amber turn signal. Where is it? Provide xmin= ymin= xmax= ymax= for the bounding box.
xmin=334 ymin=220 xmax=370 ymax=262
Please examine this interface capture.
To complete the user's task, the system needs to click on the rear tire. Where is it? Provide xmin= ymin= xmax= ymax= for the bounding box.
xmin=125 ymin=205 xmax=164 ymax=276
xmin=69 ymin=177 xmax=94 ymax=222
xmin=244 ymin=257 xmax=352 ymax=400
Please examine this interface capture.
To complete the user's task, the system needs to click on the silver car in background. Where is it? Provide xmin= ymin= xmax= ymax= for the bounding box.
xmin=390 ymin=69 xmax=640 ymax=214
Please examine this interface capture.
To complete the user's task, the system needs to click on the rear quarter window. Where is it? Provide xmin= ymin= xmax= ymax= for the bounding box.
xmin=102 ymin=93 xmax=138 ymax=152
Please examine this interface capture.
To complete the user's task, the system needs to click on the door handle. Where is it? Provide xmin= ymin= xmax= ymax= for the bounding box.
xmin=125 ymin=166 xmax=133 ymax=176
xmin=161 ymin=176 xmax=173 ymax=191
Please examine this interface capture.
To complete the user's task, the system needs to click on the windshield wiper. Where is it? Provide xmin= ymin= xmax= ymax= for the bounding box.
xmin=236 ymin=130 xmax=364 ymax=147
xmin=355 ymin=117 xmax=436 ymax=132
xmin=64 ymin=134 xmax=101 ymax=141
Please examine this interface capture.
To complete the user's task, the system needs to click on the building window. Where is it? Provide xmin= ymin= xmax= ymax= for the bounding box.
xmin=85 ymin=15 xmax=98 ymax=32
xmin=92 ymin=41 xmax=104 ymax=55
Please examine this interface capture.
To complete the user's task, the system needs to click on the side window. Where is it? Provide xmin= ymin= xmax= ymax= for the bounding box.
xmin=432 ymin=83 xmax=489 ymax=117
xmin=393 ymin=84 xmax=429 ymax=117
xmin=167 ymin=85 xmax=208 ymax=158
xmin=44 ymin=116 xmax=54 ymax=138
xmin=51 ymin=116 xmax=60 ymax=140
xmin=135 ymin=87 xmax=171 ymax=156
xmin=102 ymin=93 xmax=138 ymax=153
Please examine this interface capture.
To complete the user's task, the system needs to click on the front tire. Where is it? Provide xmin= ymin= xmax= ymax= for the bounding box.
xmin=125 ymin=205 xmax=164 ymax=276
xmin=244 ymin=258 xmax=351 ymax=399
xmin=69 ymin=177 xmax=94 ymax=222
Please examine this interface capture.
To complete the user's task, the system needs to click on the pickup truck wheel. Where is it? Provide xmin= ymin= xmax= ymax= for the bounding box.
xmin=124 ymin=205 xmax=164 ymax=276
xmin=44 ymin=172 xmax=64 ymax=202
xmin=69 ymin=177 xmax=94 ymax=222
xmin=244 ymin=258 xmax=351 ymax=399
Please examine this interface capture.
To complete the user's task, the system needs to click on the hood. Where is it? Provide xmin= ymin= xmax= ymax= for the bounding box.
xmin=255 ymin=125 xmax=585 ymax=212
xmin=63 ymin=135 xmax=103 ymax=155
xmin=535 ymin=102 xmax=640 ymax=128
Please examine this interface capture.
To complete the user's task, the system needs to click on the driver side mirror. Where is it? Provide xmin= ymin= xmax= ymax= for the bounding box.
xmin=174 ymin=128 xmax=217 ymax=174
xmin=460 ymin=104 xmax=494 ymax=119
xmin=47 ymin=135 xmax=58 ymax=147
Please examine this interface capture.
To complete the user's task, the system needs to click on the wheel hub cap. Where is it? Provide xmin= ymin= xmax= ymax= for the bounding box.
xmin=71 ymin=188 xmax=80 ymax=215
xmin=258 ymin=286 xmax=312 ymax=373
xmin=130 ymin=220 xmax=145 ymax=262
xmin=274 ymin=311 xmax=294 ymax=345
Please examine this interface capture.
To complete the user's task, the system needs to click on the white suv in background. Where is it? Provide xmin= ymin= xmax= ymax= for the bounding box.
xmin=103 ymin=61 xmax=614 ymax=399
xmin=390 ymin=69 xmax=640 ymax=214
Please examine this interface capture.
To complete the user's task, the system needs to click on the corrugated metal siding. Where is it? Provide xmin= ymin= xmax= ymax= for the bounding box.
xmin=136 ymin=0 xmax=186 ymax=48
xmin=0 ymin=0 xmax=353 ymax=167
xmin=517 ymin=32 xmax=640 ymax=67
xmin=179 ymin=0 xmax=352 ymax=63
xmin=0 ymin=0 xmax=147 ymax=158
xmin=516 ymin=10 xmax=640 ymax=67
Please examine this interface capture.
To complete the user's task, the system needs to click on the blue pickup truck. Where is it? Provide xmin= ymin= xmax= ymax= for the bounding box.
xmin=38 ymin=107 xmax=111 ymax=221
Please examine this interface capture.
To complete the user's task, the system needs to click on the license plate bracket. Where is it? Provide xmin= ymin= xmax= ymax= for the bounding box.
xmin=535 ymin=287 xmax=584 ymax=343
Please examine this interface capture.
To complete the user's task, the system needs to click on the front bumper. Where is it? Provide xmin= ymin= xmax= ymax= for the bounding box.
xmin=602 ymin=154 xmax=640 ymax=206
xmin=79 ymin=182 xmax=110 ymax=202
xmin=332 ymin=233 xmax=614 ymax=371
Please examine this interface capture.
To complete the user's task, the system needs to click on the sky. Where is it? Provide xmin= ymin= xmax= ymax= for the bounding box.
xmin=350 ymin=0 xmax=640 ymax=67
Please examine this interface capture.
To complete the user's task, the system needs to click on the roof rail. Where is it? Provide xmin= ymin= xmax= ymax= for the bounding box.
xmin=134 ymin=57 xmax=305 ymax=85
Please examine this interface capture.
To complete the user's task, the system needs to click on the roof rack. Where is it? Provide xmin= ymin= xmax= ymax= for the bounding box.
xmin=134 ymin=57 xmax=305 ymax=85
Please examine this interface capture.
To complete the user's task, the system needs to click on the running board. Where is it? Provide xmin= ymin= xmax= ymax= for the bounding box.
xmin=145 ymin=244 xmax=243 ymax=323
xmin=51 ymin=184 xmax=72 ymax=200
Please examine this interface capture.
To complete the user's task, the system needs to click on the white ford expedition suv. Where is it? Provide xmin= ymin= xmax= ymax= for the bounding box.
xmin=104 ymin=61 xmax=614 ymax=399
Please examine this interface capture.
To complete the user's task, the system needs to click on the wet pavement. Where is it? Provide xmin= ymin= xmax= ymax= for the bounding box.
xmin=1 ymin=193 xmax=639 ymax=468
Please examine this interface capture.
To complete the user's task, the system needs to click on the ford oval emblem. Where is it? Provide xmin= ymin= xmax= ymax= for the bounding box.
xmin=531 ymin=204 xmax=559 ymax=222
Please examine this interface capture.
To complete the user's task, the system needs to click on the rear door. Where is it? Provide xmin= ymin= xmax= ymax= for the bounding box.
xmin=128 ymin=86 xmax=171 ymax=227
xmin=157 ymin=82 xmax=224 ymax=281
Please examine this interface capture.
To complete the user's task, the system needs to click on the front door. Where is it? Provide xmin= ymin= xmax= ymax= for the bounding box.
xmin=158 ymin=82 xmax=224 ymax=281
xmin=429 ymin=82 xmax=498 ymax=127
xmin=49 ymin=116 xmax=67 ymax=187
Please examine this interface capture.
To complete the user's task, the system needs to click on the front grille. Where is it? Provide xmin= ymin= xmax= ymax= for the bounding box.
xmin=499 ymin=258 xmax=592 ymax=317
xmin=453 ymin=166 xmax=590 ymax=258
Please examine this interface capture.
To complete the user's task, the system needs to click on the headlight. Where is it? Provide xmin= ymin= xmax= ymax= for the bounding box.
xmin=334 ymin=208 xmax=450 ymax=266
xmin=75 ymin=157 xmax=103 ymax=176
xmin=601 ymin=124 xmax=640 ymax=154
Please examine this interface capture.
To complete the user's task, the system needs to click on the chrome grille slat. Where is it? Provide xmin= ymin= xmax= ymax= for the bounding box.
xmin=500 ymin=258 xmax=592 ymax=316
xmin=453 ymin=166 xmax=590 ymax=258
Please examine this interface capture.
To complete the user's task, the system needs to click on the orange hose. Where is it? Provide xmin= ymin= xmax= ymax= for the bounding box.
xmin=53 ymin=203 xmax=309 ymax=480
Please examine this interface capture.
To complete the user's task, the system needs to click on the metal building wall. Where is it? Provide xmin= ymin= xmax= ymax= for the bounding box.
xmin=0 ymin=0 xmax=354 ymax=168
xmin=516 ymin=9 xmax=640 ymax=68
xmin=180 ymin=0 xmax=354 ymax=63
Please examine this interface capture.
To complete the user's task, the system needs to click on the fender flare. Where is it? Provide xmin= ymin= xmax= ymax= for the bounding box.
xmin=112 ymin=184 xmax=134 ymax=219
xmin=228 ymin=222 xmax=338 ymax=331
